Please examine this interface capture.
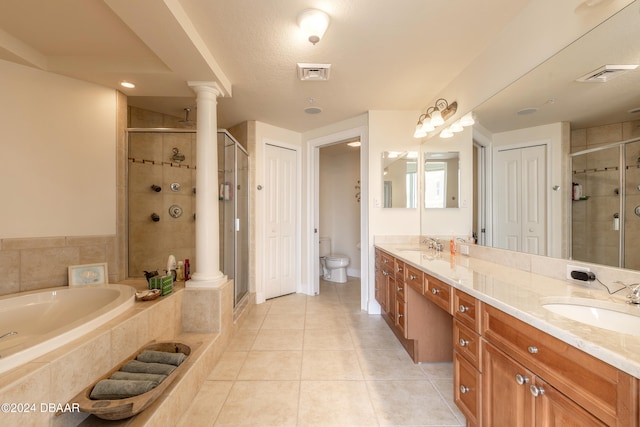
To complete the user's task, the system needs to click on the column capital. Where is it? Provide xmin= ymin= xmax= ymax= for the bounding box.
xmin=187 ymin=81 xmax=225 ymax=98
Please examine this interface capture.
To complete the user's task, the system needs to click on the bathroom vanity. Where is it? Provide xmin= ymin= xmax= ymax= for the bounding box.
xmin=374 ymin=244 xmax=640 ymax=426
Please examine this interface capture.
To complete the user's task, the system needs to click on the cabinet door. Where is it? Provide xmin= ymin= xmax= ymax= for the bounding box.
xmin=395 ymin=297 xmax=407 ymax=338
xmin=482 ymin=342 xmax=534 ymax=427
xmin=455 ymin=352 xmax=482 ymax=427
xmin=533 ymin=377 xmax=606 ymax=427
xmin=374 ymin=267 xmax=387 ymax=312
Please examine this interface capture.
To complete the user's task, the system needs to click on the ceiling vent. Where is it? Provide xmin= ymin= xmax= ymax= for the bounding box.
xmin=576 ymin=64 xmax=638 ymax=82
xmin=297 ymin=63 xmax=331 ymax=81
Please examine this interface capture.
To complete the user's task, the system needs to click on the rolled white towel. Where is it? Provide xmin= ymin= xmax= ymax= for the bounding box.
xmin=136 ymin=350 xmax=187 ymax=366
xmin=90 ymin=379 xmax=157 ymax=400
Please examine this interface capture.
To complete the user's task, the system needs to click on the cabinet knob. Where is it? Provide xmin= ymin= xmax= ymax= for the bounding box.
xmin=529 ymin=385 xmax=545 ymax=397
xmin=397 ymin=267 xmax=403 ymax=272
xmin=458 ymin=305 xmax=469 ymax=313
xmin=431 ymin=288 xmax=440 ymax=294
xmin=383 ymin=259 xmax=389 ymax=264
xmin=459 ymin=385 xmax=470 ymax=394
xmin=397 ymin=313 xmax=404 ymax=318
xmin=527 ymin=346 xmax=539 ymax=354
xmin=515 ymin=374 xmax=530 ymax=385
xmin=409 ymin=274 xmax=417 ymax=280
xmin=397 ymin=286 xmax=403 ymax=292
xmin=459 ymin=338 xmax=469 ymax=347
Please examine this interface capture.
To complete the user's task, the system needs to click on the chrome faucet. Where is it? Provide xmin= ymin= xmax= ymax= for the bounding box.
xmin=627 ymin=284 xmax=640 ymax=305
xmin=422 ymin=237 xmax=443 ymax=252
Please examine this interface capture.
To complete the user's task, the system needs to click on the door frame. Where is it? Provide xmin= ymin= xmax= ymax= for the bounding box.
xmin=306 ymin=126 xmax=369 ymax=310
xmin=256 ymin=139 xmax=302 ymax=303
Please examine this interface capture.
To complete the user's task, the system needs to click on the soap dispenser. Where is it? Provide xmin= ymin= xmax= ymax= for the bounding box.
xmin=167 ymin=255 xmax=177 ymax=281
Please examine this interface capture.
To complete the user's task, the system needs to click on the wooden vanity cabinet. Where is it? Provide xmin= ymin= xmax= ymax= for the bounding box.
xmin=374 ymin=249 xmax=387 ymax=312
xmin=394 ymin=259 xmax=407 ymax=337
xmin=482 ymin=304 xmax=638 ymax=426
xmin=454 ymin=289 xmax=481 ymax=332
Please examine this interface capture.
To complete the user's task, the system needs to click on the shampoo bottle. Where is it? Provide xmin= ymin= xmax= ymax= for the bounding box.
xmin=449 ymin=237 xmax=456 ymax=255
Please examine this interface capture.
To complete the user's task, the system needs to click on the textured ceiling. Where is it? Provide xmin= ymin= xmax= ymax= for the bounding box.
xmin=1 ymin=1 xmax=637 ymax=134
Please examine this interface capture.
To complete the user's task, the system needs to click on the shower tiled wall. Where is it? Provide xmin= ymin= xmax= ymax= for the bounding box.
xmin=571 ymin=119 xmax=640 ymax=268
xmin=127 ymin=107 xmax=197 ymax=277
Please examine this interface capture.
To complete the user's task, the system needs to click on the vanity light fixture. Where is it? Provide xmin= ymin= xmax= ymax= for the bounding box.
xmin=297 ymin=9 xmax=330 ymax=45
xmin=413 ymin=98 xmax=457 ymax=138
xmin=120 ymin=81 xmax=135 ymax=89
xmin=439 ymin=127 xmax=454 ymax=138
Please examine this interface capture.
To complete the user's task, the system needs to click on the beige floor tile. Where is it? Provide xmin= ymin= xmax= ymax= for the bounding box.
xmin=214 ymin=380 xmax=300 ymax=427
xmin=350 ymin=327 xmax=404 ymax=350
xmin=267 ymin=294 xmax=307 ymax=315
xmin=419 ymin=362 xmax=454 ymax=379
xmin=237 ymin=350 xmax=302 ymax=380
xmin=366 ymin=380 xmax=462 ymax=426
xmin=240 ymin=311 xmax=267 ymax=330
xmin=261 ymin=312 xmax=305 ymax=329
xmin=178 ymin=380 xmax=233 ymax=427
xmin=227 ymin=328 xmax=258 ymax=352
xmin=303 ymin=328 xmax=354 ymax=350
xmin=431 ymin=378 xmax=467 ymax=425
xmin=357 ymin=349 xmax=428 ymax=380
xmin=304 ymin=311 xmax=347 ymax=330
xmin=207 ymin=351 xmax=248 ymax=380
xmin=301 ymin=350 xmax=363 ymax=380
xmin=251 ymin=329 xmax=304 ymax=351
xmin=297 ymin=380 xmax=378 ymax=427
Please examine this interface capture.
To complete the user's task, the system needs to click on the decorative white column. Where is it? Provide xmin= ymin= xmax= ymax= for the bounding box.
xmin=186 ymin=81 xmax=227 ymax=288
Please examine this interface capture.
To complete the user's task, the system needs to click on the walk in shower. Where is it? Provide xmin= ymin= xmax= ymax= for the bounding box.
xmin=127 ymin=128 xmax=249 ymax=306
xmin=571 ymin=136 xmax=640 ymax=269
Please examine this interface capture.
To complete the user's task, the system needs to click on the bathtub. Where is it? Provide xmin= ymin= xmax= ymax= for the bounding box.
xmin=0 ymin=284 xmax=136 ymax=375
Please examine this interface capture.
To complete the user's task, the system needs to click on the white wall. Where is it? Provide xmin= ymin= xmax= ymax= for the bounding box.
xmin=0 ymin=60 xmax=117 ymax=238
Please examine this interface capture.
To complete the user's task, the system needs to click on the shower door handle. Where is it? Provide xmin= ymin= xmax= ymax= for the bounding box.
xmin=235 ymin=218 xmax=240 ymax=231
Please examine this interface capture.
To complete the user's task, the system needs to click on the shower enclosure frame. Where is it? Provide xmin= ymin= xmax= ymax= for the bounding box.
xmin=570 ymin=135 xmax=640 ymax=268
xmin=126 ymin=127 xmax=250 ymax=307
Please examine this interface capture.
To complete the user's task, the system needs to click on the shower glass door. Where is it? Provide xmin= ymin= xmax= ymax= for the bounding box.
xmin=625 ymin=140 xmax=640 ymax=270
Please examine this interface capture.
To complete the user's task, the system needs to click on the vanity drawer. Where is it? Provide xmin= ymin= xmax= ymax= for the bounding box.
xmin=380 ymin=251 xmax=394 ymax=271
xmin=405 ymin=264 xmax=424 ymax=294
xmin=425 ymin=274 xmax=453 ymax=314
xmin=394 ymin=258 xmax=405 ymax=279
xmin=454 ymin=320 xmax=481 ymax=370
xmin=482 ymin=304 xmax=637 ymax=426
xmin=454 ymin=289 xmax=481 ymax=332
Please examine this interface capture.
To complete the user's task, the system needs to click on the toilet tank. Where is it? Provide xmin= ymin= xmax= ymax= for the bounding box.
xmin=319 ymin=237 xmax=331 ymax=257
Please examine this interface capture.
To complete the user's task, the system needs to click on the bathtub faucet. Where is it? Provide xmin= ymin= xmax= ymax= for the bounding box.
xmin=0 ymin=331 xmax=17 ymax=340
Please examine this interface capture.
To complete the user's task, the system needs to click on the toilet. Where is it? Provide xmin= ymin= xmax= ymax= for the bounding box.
xmin=319 ymin=237 xmax=349 ymax=283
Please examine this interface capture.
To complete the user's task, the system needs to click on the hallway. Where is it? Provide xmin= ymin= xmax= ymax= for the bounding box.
xmin=178 ymin=277 xmax=465 ymax=426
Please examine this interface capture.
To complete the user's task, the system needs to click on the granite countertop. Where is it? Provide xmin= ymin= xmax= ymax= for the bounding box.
xmin=375 ymin=243 xmax=640 ymax=379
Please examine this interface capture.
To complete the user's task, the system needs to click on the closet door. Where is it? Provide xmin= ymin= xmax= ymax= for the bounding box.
xmin=493 ymin=145 xmax=546 ymax=254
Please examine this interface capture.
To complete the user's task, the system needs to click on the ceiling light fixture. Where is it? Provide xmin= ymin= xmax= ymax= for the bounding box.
xmin=347 ymin=141 xmax=361 ymax=147
xmin=120 ymin=81 xmax=135 ymax=89
xmin=297 ymin=9 xmax=330 ymax=45
xmin=413 ymin=98 xmax=458 ymax=138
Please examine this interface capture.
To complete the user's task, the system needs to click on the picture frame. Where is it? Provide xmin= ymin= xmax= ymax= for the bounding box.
xmin=68 ymin=263 xmax=109 ymax=286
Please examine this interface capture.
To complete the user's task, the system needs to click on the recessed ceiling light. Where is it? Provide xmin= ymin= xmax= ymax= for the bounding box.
xmin=517 ymin=107 xmax=538 ymax=115
xmin=304 ymin=106 xmax=322 ymax=114
xmin=347 ymin=141 xmax=361 ymax=147
xmin=120 ymin=81 xmax=135 ymax=89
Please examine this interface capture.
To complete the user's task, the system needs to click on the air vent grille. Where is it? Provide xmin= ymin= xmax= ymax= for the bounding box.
xmin=297 ymin=63 xmax=331 ymax=81
xmin=576 ymin=64 xmax=638 ymax=82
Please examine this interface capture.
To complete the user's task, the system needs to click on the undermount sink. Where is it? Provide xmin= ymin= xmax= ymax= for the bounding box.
xmin=542 ymin=298 xmax=640 ymax=336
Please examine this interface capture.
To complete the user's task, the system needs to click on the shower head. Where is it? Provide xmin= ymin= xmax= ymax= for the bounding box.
xmin=178 ymin=108 xmax=195 ymax=126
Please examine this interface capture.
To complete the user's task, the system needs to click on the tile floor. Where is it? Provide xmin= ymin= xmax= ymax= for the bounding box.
xmin=178 ymin=277 xmax=466 ymax=427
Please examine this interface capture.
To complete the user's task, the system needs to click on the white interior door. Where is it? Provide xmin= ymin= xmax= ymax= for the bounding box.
xmin=493 ymin=145 xmax=546 ymax=254
xmin=264 ymin=143 xmax=297 ymax=299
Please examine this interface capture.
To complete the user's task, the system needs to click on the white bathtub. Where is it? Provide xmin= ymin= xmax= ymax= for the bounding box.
xmin=0 ymin=284 xmax=136 ymax=375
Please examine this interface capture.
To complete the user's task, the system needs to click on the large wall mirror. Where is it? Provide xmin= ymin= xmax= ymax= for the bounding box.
xmin=424 ymin=152 xmax=459 ymax=208
xmin=382 ymin=151 xmax=418 ymax=208
xmin=424 ymin=1 xmax=640 ymax=270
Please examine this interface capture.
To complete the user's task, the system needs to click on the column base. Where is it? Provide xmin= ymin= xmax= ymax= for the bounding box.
xmin=186 ymin=272 xmax=228 ymax=288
